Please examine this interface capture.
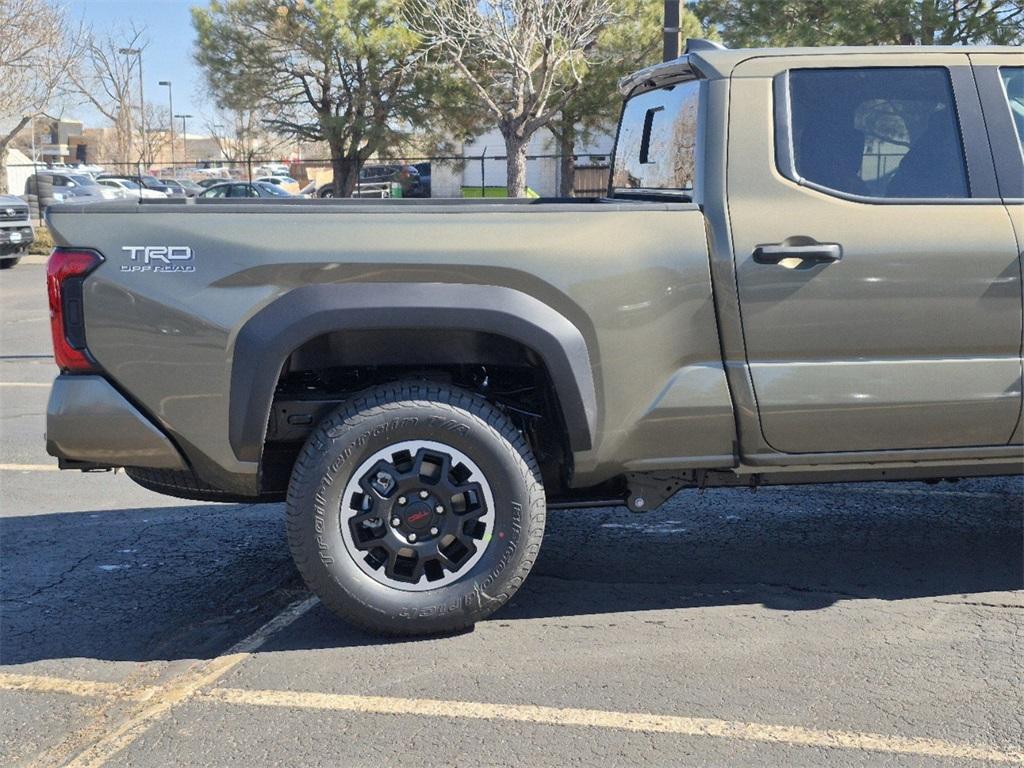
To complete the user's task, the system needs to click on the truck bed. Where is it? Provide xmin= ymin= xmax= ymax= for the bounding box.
xmin=46 ymin=196 xmax=734 ymax=496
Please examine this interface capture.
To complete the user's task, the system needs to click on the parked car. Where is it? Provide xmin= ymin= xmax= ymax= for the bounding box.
xmin=0 ymin=195 xmax=33 ymax=269
xmin=198 ymin=181 xmax=293 ymax=198
xmin=158 ymin=179 xmax=203 ymax=198
xmin=25 ymin=172 xmax=117 ymax=209
xmin=315 ymin=164 xmax=422 ymax=198
xmin=98 ymin=174 xmax=173 ymax=196
xmin=42 ymin=41 xmax=1024 ymax=637
xmin=196 ymin=177 xmax=228 ymax=189
xmin=411 ymin=161 xmax=431 ymax=198
xmin=159 ymin=178 xmax=204 ymax=197
xmin=97 ymin=178 xmax=168 ymax=199
xmin=257 ymin=163 xmax=290 ymax=177
xmin=255 ymin=175 xmax=301 ymax=195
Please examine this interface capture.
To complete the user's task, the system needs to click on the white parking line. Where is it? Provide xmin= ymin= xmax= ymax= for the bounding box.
xmin=0 ymin=382 xmax=51 ymax=387
xmin=0 ymin=463 xmax=59 ymax=472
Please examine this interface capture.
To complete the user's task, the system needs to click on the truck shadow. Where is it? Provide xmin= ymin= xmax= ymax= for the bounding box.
xmin=1 ymin=477 xmax=1020 ymax=662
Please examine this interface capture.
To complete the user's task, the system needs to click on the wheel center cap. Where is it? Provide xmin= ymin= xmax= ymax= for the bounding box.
xmin=403 ymin=501 xmax=434 ymax=531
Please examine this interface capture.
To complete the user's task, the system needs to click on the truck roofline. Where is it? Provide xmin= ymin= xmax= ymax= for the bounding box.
xmin=621 ymin=41 xmax=1023 ymax=95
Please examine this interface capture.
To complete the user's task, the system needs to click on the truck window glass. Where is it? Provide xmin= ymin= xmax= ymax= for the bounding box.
xmin=612 ymin=79 xmax=699 ymax=194
xmin=787 ymin=67 xmax=969 ymax=199
xmin=1000 ymin=67 xmax=1024 ymax=155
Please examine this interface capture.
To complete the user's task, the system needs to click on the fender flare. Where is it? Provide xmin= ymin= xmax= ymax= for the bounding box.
xmin=229 ymin=282 xmax=598 ymax=462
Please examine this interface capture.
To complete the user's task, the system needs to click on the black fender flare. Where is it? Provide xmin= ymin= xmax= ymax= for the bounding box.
xmin=229 ymin=282 xmax=598 ymax=461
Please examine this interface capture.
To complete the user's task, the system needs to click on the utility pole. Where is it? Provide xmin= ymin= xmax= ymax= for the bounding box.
xmin=663 ymin=0 xmax=680 ymax=62
xmin=159 ymin=81 xmax=174 ymax=173
xmin=174 ymin=114 xmax=194 ymax=164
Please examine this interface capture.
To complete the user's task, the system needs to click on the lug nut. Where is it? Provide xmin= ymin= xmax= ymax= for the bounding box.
xmin=397 ymin=496 xmax=406 ymax=505
xmin=429 ymin=527 xmax=439 ymax=536
xmin=419 ymin=490 xmax=429 ymax=499
xmin=391 ymin=517 xmax=401 ymax=527
xmin=408 ymin=533 xmax=418 ymax=543
xmin=435 ymin=505 xmax=444 ymax=514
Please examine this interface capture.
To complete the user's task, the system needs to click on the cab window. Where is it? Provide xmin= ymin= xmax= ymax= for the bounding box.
xmin=612 ymin=79 xmax=700 ymax=196
xmin=786 ymin=67 xmax=969 ymax=199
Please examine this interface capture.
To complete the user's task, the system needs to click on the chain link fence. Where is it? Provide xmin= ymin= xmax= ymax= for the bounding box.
xmin=6 ymin=152 xmax=614 ymax=224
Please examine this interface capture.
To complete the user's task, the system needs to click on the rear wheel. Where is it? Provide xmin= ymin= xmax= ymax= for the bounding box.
xmin=286 ymin=382 xmax=546 ymax=636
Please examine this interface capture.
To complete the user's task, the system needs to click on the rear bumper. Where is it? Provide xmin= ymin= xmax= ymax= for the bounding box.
xmin=46 ymin=375 xmax=187 ymax=470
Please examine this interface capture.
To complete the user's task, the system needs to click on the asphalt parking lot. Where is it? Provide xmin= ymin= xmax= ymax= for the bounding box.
xmin=1 ymin=257 xmax=1022 ymax=767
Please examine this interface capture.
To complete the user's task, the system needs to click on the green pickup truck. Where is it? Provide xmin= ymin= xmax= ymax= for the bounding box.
xmin=44 ymin=42 xmax=1023 ymax=635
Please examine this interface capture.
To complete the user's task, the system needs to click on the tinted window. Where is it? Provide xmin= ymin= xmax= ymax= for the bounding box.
xmin=787 ymin=67 xmax=969 ymax=199
xmin=1000 ymin=67 xmax=1024 ymax=155
xmin=203 ymin=186 xmax=228 ymax=198
xmin=613 ymin=79 xmax=699 ymax=194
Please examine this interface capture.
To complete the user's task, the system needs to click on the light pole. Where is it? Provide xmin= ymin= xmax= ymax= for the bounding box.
xmin=119 ymin=47 xmax=145 ymax=173
xmin=213 ymin=123 xmax=226 ymax=163
xmin=159 ymin=80 xmax=174 ymax=173
xmin=174 ymin=114 xmax=194 ymax=164
xmin=663 ymin=0 xmax=680 ymax=62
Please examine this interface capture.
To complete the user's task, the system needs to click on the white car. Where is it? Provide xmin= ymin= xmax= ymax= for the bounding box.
xmin=255 ymin=175 xmax=300 ymax=194
xmin=97 ymin=178 xmax=167 ymax=199
xmin=256 ymin=164 xmax=290 ymax=177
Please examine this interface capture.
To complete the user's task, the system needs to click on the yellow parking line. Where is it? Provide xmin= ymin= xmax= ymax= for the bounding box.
xmin=1 ymin=667 xmax=1019 ymax=764
xmin=0 ymin=673 xmax=155 ymax=701
xmin=59 ymin=596 xmax=319 ymax=768
xmin=0 ymin=463 xmax=59 ymax=471
xmin=197 ymin=688 xmax=1024 ymax=764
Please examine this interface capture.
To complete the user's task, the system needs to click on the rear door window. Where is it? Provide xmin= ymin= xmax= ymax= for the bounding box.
xmin=612 ymin=79 xmax=700 ymax=195
xmin=786 ymin=67 xmax=969 ymax=199
xmin=999 ymin=67 xmax=1024 ymax=155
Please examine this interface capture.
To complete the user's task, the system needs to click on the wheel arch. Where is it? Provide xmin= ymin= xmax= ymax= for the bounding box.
xmin=229 ymin=282 xmax=599 ymax=464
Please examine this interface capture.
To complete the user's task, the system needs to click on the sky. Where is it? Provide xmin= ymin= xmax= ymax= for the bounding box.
xmin=64 ymin=0 xmax=211 ymax=131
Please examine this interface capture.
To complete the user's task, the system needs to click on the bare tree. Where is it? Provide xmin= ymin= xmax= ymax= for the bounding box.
xmin=70 ymin=23 xmax=148 ymax=167
xmin=0 ymin=0 xmax=83 ymax=193
xmin=140 ymin=103 xmax=172 ymax=169
xmin=408 ymin=0 xmax=615 ymax=196
xmin=203 ymin=109 xmax=292 ymax=168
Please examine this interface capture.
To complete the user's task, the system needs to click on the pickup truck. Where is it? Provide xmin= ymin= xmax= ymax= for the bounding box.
xmin=44 ymin=42 xmax=1023 ymax=636
xmin=0 ymin=195 xmax=34 ymax=268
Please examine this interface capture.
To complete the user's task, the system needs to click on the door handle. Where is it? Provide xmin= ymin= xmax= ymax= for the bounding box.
xmin=752 ymin=242 xmax=843 ymax=267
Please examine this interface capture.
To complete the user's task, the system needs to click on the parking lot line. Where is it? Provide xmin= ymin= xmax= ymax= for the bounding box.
xmin=1 ymin=667 xmax=1020 ymax=764
xmin=31 ymin=596 xmax=319 ymax=768
xmin=0 ymin=672 xmax=155 ymax=701
xmin=0 ymin=382 xmax=51 ymax=387
xmin=0 ymin=463 xmax=58 ymax=472
xmin=198 ymin=688 xmax=1024 ymax=764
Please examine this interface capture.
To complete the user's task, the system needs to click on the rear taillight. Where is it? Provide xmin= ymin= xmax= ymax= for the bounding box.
xmin=47 ymin=248 xmax=103 ymax=372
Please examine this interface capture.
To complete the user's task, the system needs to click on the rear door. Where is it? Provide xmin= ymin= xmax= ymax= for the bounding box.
xmin=727 ymin=53 xmax=1022 ymax=454
xmin=970 ymin=52 xmax=1024 ymax=444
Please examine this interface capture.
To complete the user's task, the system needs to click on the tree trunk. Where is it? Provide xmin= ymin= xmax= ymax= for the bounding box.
xmin=330 ymin=144 xmax=359 ymax=197
xmin=504 ymin=132 xmax=528 ymax=198
xmin=0 ymin=117 xmax=31 ymax=196
xmin=558 ymin=125 xmax=576 ymax=198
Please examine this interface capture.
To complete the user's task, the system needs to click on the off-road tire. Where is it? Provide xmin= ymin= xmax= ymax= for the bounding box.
xmin=286 ymin=381 xmax=546 ymax=636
